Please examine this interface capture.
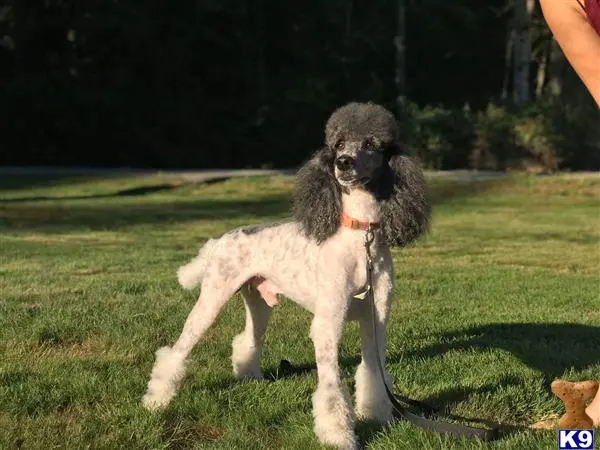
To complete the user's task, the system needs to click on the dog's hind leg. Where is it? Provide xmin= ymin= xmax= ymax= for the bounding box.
xmin=142 ymin=280 xmax=236 ymax=411
xmin=231 ymin=284 xmax=272 ymax=380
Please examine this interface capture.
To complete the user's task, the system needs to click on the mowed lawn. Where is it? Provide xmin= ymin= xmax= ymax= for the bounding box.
xmin=0 ymin=172 xmax=599 ymax=450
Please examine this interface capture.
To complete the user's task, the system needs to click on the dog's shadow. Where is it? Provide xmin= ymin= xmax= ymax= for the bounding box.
xmin=263 ymin=322 xmax=600 ymax=445
xmin=400 ymin=322 xmax=600 ymax=383
xmin=269 ymin=321 xmax=600 ymax=386
xmin=201 ymin=322 xmax=599 ymax=446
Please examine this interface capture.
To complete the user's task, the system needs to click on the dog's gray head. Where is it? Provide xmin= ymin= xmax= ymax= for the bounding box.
xmin=293 ymin=102 xmax=430 ymax=246
xmin=325 ymin=102 xmax=399 ymax=189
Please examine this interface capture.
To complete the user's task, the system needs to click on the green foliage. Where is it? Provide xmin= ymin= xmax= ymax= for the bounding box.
xmin=518 ymin=100 xmax=600 ymax=171
xmin=473 ymin=104 xmax=520 ymax=170
xmin=401 ymin=100 xmax=599 ymax=172
xmin=401 ymin=102 xmax=473 ymax=170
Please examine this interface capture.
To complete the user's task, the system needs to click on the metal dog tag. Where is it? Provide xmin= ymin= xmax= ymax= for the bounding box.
xmin=353 ymin=283 xmax=371 ymax=300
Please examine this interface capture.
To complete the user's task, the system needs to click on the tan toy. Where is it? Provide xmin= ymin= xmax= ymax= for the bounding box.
xmin=551 ymin=379 xmax=599 ymax=429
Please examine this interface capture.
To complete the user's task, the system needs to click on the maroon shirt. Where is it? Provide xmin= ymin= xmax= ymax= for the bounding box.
xmin=584 ymin=0 xmax=600 ymax=36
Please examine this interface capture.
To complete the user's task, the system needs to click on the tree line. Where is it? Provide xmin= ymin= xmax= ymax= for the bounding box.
xmin=0 ymin=0 xmax=598 ymax=170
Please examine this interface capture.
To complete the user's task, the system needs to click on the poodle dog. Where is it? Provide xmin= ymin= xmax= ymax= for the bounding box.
xmin=142 ymin=102 xmax=430 ymax=449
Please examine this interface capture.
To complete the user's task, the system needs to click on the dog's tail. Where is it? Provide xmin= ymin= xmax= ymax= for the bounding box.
xmin=176 ymin=239 xmax=217 ymax=289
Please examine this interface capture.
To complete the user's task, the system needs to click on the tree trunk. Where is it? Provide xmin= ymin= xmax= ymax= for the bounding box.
xmin=394 ymin=0 xmax=406 ymax=114
xmin=548 ymin=38 xmax=594 ymax=104
xmin=512 ymin=0 xmax=534 ymax=105
xmin=535 ymin=39 xmax=551 ymax=98
xmin=547 ymin=38 xmax=567 ymax=96
xmin=502 ymin=20 xmax=514 ymax=100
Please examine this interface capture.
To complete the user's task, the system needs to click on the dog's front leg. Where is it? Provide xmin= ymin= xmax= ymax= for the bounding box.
xmin=355 ymin=262 xmax=394 ymax=424
xmin=310 ymin=290 xmax=357 ymax=450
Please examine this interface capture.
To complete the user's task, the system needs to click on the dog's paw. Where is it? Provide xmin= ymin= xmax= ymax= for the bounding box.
xmin=355 ymin=399 xmax=393 ymax=424
xmin=231 ymin=334 xmax=263 ymax=380
xmin=316 ymin=432 xmax=358 ymax=450
xmin=354 ymin=363 xmax=393 ymax=423
xmin=141 ymin=390 xmax=172 ymax=411
xmin=141 ymin=346 xmax=186 ymax=411
xmin=233 ymin=367 xmax=264 ymax=381
xmin=313 ymin=385 xmax=358 ymax=449
xmin=314 ymin=410 xmax=358 ymax=450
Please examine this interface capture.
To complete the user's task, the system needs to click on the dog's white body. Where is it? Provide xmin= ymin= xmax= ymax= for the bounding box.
xmin=142 ymin=190 xmax=394 ymax=449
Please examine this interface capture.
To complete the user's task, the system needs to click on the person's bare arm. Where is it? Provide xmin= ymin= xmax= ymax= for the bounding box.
xmin=540 ymin=0 xmax=600 ymax=106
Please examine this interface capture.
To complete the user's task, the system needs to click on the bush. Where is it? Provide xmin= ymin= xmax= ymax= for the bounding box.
xmin=472 ymin=104 xmax=521 ymax=170
xmin=400 ymin=99 xmax=599 ymax=172
xmin=401 ymin=102 xmax=473 ymax=170
xmin=514 ymin=115 xmax=561 ymax=172
xmin=520 ymin=100 xmax=600 ymax=171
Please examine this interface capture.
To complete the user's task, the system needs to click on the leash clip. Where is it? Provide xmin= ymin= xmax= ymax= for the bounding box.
xmin=353 ymin=226 xmax=376 ymax=301
xmin=364 ymin=224 xmax=375 ymax=269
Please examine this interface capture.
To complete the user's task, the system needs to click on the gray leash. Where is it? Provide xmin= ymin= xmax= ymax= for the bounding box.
xmin=362 ymin=225 xmax=501 ymax=441
xmin=277 ymin=227 xmax=502 ymax=441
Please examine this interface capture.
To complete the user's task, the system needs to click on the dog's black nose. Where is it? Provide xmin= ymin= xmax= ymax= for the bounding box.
xmin=335 ymin=155 xmax=354 ymax=171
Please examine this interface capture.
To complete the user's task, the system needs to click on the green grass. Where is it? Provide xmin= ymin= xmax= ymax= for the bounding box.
xmin=1 ymin=172 xmax=599 ymax=449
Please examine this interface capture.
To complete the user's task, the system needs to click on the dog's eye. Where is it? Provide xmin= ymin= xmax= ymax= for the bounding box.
xmin=363 ymin=139 xmax=376 ymax=152
xmin=334 ymin=140 xmax=345 ymax=151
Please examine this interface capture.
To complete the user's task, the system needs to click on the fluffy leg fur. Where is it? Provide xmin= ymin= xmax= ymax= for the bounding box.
xmin=141 ymin=346 xmax=188 ymax=411
xmin=142 ymin=281 xmax=234 ymax=410
xmin=354 ymin=321 xmax=394 ymax=423
xmin=311 ymin=298 xmax=358 ymax=450
xmin=354 ymin=269 xmax=394 ymax=423
xmin=231 ymin=284 xmax=272 ymax=379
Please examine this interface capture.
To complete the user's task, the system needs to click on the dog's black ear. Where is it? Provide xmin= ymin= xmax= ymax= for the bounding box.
xmin=293 ymin=147 xmax=342 ymax=244
xmin=378 ymin=154 xmax=430 ymax=247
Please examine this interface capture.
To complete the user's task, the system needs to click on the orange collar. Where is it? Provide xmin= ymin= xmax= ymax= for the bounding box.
xmin=340 ymin=212 xmax=380 ymax=231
